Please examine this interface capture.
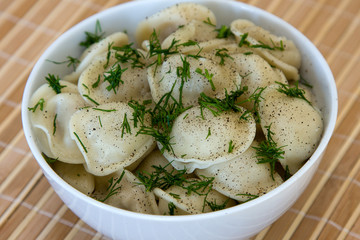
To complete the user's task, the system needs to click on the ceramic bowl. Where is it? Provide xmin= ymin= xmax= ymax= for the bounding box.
xmin=22 ymin=1 xmax=337 ymax=239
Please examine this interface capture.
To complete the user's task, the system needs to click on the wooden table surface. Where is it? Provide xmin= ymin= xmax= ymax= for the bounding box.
xmin=0 ymin=0 xmax=359 ymax=239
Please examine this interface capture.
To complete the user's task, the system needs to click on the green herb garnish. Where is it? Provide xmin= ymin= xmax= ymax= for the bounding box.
xmin=215 ymin=25 xmax=233 ymax=38
xmin=276 ymin=81 xmax=312 ymax=105
xmin=47 ymin=56 xmax=80 ymax=71
xmin=237 ymin=193 xmax=259 ymax=203
xmin=113 ymin=43 xmax=145 ymax=68
xmin=252 ymin=124 xmax=286 ymax=180
xmin=41 ymin=152 xmax=58 ymax=164
xmin=168 ymin=202 xmax=177 ymax=215
xmin=215 ymin=48 xmax=234 ymax=65
xmin=80 ymin=19 xmax=104 ymax=48
xmin=99 ymin=171 xmax=125 ymax=202
xmin=228 ymin=140 xmax=235 ymax=153
xmin=45 ymin=74 xmax=66 ymax=94
xmin=103 ymin=64 xmax=127 ymax=94
xmin=28 ymin=98 xmax=45 ymax=112
xmin=53 ymin=114 xmax=57 ymax=135
xmin=73 ymin=132 xmax=88 ymax=153
xmin=206 ymin=199 xmax=229 ymax=211
xmin=195 ymin=68 xmax=215 ymax=91
xmin=121 ymin=113 xmax=131 ymax=138
xmin=83 ymin=94 xmax=100 ymax=106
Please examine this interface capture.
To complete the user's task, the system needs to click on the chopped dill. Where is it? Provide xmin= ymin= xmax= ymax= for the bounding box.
xmin=83 ymin=94 xmax=99 ymax=106
xmin=276 ymin=81 xmax=312 ymax=105
xmin=99 ymin=171 xmax=125 ymax=202
xmin=206 ymin=198 xmax=229 ymax=211
xmin=92 ymin=108 xmax=116 ymax=112
xmin=41 ymin=152 xmax=58 ymax=164
xmin=113 ymin=43 xmax=146 ymax=68
xmin=168 ymin=202 xmax=177 ymax=215
xmin=252 ymin=124 xmax=286 ymax=180
xmin=121 ymin=113 xmax=132 ymax=138
xmin=53 ymin=114 xmax=57 ymax=136
xmin=206 ymin=127 xmax=211 ymax=139
xmin=28 ymin=98 xmax=45 ymax=112
xmin=103 ymin=64 xmax=127 ymax=94
xmin=46 ymin=56 xmax=80 ymax=71
xmin=215 ymin=48 xmax=234 ymax=65
xmin=237 ymin=193 xmax=259 ymax=203
xmin=92 ymin=75 xmax=101 ymax=88
xmin=215 ymin=25 xmax=233 ymax=38
xmin=195 ymin=68 xmax=215 ymax=91
xmin=228 ymin=140 xmax=235 ymax=153
xmin=80 ymin=19 xmax=104 ymax=48
xmin=203 ymin=17 xmax=216 ymax=27
xmin=45 ymin=74 xmax=66 ymax=94
xmin=73 ymin=132 xmax=88 ymax=153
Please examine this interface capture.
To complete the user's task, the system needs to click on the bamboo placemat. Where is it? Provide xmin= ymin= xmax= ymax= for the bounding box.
xmin=0 ymin=0 xmax=359 ymax=239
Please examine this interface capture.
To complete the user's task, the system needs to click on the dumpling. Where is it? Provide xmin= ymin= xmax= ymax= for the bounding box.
xmin=78 ymin=51 xmax=151 ymax=105
xmin=29 ymin=81 xmax=88 ymax=164
xmin=92 ymin=170 xmax=160 ymax=214
xmin=53 ymin=161 xmax=95 ymax=195
xmin=69 ymin=102 xmax=156 ymax=176
xmin=230 ymin=53 xmax=288 ymax=110
xmin=258 ymin=84 xmax=323 ymax=174
xmin=135 ymin=3 xmax=216 ymax=45
xmin=231 ymin=19 xmax=300 ymax=80
xmin=196 ymin=141 xmax=283 ymax=202
xmin=161 ymin=20 xmax=219 ymax=50
xmin=163 ymin=105 xmax=256 ymax=173
xmin=148 ymin=54 xmax=241 ymax=108
xmin=154 ymin=178 xmax=236 ymax=215
xmin=63 ymin=32 xmax=129 ymax=83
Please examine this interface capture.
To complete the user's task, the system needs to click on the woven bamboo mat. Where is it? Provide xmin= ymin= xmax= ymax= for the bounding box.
xmin=0 ymin=0 xmax=359 ymax=239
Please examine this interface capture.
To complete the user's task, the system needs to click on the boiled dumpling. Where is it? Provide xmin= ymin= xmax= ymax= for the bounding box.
xmin=29 ymin=81 xmax=88 ymax=164
xmin=69 ymin=102 xmax=156 ymax=176
xmin=231 ymin=19 xmax=300 ymax=80
xmin=258 ymin=84 xmax=323 ymax=174
xmin=92 ymin=170 xmax=160 ymax=214
xmin=136 ymin=3 xmax=216 ymax=45
xmin=196 ymin=141 xmax=283 ymax=202
xmin=78 ymin=51 xmax=151 ymax=105
xmin=53 ymin=161 xmax=95 ymax=195
xmin=63 ymin=32 xmax=129 ymax=83
xmin=163 ymin=105 xmax=256 ymax=173
xmin=148 ymin=54 xmax=241 ymax=108
xmin=230 ymin=53 xmax=288 ymax=110
xmin=154 ymin=178 xmax=236 ymax=215
xmin=161 ymin=20 xmax=219 ymax=50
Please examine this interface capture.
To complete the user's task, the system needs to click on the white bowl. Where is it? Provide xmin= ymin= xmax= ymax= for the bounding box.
xmin=21 ymin=1 xmax=338 ymax=239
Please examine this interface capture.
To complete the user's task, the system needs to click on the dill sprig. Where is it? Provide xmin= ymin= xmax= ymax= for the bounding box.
xmin=99 ymin=171 xmax=125 ymax=202
xmin=28 ymin=98 xmax=45 ymax=112
xmin=148 ymin=30 xmax=179 ymax=71
xmin=45 ymin=74 xmax=66 ymax=94
xmin=252 ymin=124 xmax=286 ymax=180
xmin=203 ymin=17 xmax=216 ymax=27
xmin=80 ymin=20 xmax=104 ymax=48
xmin=195 ymin=68 xmax=215 ymax=91
xmin=103 ymin=64 xmax=127 ymax=94
xmin=238 ymin=86 xmax=267 ymax=123
xmin=168 ymin=202 xmax=177 ymax=215
xmin=53 ymin=114 xmax=57 ymax=136
xmin=238 ymin=32 xmax=285 ymax=51
xmin=197 ymin=86 xmax=247 ymax=119
xmin=41 ymin=152 xmax=58 ymax=164
xmin=113 ymin=43 xmax=146 ymax=68
xmin=215 ymin=48 xmax=234 ymax=65
xmin=121 ymin=113 xmax=131 ymax=138
xmin=228 ymin=140 xmax=235 ymax=153
xmin=215 ymin=25 xmax=233 ymax=38
xmin=47 ymin=56 xmax=80 ymax=71
xmin=127 ymin=99 xmax=152 ymax=128
xmin=73 ymin=132 xmax=88 ymax=153
xmin=236 ymin=193 xmax=259 ymax=203
xmin=206 ymin=198 xmax=229 ymax=211
xmin=276 ymin=81 xmax=312 ymax=105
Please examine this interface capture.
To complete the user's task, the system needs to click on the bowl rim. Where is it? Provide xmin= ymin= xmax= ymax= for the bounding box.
xmin=21 ymin=0 xmax=338 ymax=221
